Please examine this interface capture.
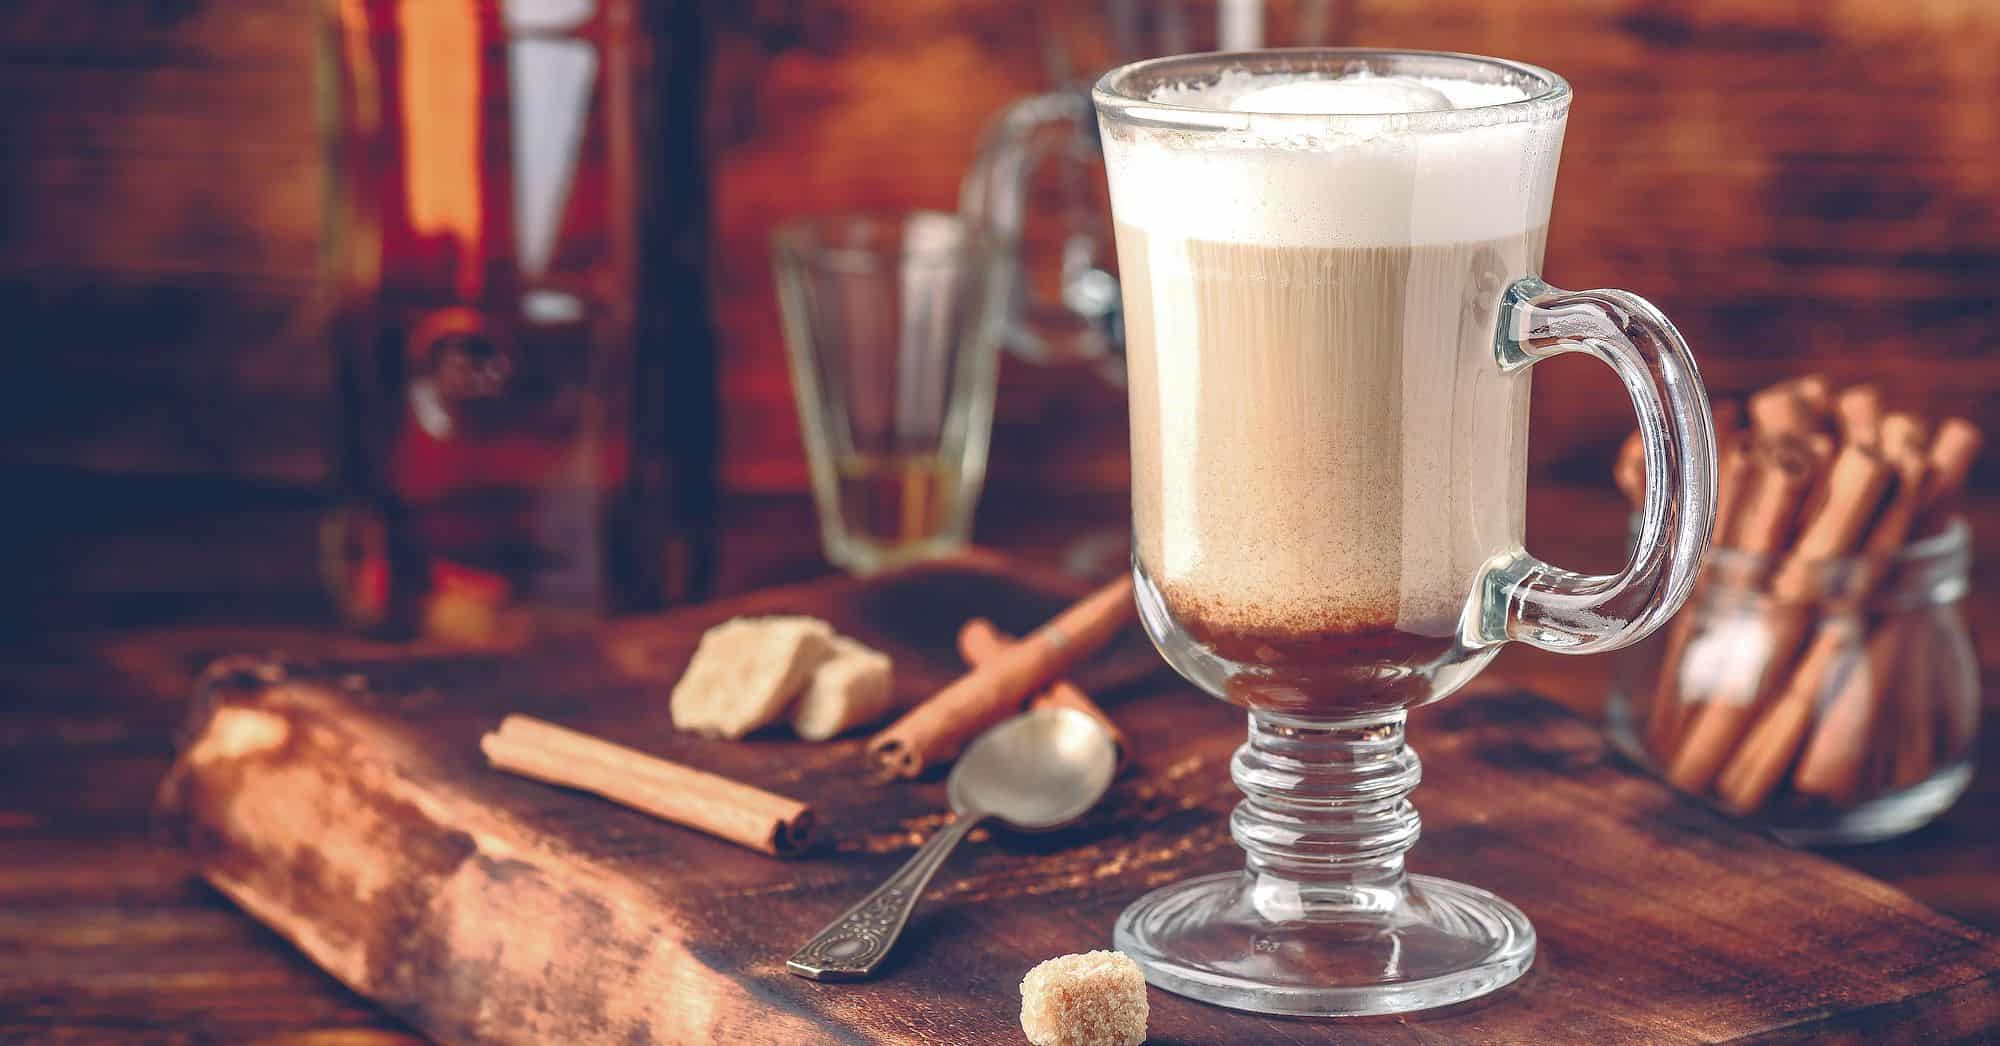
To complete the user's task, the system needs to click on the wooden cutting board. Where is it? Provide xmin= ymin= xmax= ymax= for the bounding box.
xmin=159 ymin=557 xmax=2000 ymax=1044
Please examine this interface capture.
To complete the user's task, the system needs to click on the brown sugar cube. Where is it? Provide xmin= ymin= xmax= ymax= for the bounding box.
xmin=669 ymin=617 xmax=834 ymax=738
xmin=1020 ymin=950 xmax=1148 ymax=1046
xmin=791 ymin=636 xmax=895 ymax=741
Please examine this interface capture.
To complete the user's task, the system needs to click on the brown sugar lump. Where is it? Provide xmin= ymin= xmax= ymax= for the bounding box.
xmin=790 ymin=636 xmax=895 ymax=741
xmin=669 ymin=617 xmax=834 ymax=738
xmin=1020 ymin=950 xmax=1148 ymax=1046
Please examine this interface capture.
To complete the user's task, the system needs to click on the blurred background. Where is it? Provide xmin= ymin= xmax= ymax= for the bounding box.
xmin=3 ymin=0 xmax=1997 ymax=627
xmin=6 ymin=7 xmax=2000 ymax=1033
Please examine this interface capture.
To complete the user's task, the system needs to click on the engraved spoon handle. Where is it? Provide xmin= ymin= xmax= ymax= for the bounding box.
xmin=787 ymin=812 xmax=986 ymax=980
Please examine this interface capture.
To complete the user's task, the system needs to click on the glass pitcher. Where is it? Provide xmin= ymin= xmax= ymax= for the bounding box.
xmin=961 ymin=1 xmax=1345 ymax=374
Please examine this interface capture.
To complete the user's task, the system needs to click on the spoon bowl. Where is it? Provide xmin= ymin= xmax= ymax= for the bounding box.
xmin=948 ymin=706 xmax=1119 ymax=829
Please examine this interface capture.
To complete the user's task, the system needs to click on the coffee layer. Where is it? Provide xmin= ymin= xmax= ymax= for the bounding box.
xmin=1122 ymin=221 xmax=1546 ymax=641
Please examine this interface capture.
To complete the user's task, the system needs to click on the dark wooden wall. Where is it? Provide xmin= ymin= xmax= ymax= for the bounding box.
xmin=4 ymin=0 xmax=1998 ymax=500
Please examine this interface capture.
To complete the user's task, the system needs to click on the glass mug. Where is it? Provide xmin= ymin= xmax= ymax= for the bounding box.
xmin=1098 ymin=50 xmax=1717 ymax=1016
xmin=962 ymin=2 xmax=1345 ymax=372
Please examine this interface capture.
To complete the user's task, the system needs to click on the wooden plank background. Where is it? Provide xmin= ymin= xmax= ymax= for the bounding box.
xmin=3 ymin=0 xmax=1997 ymax=499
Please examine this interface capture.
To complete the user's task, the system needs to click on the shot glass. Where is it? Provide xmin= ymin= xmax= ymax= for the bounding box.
xmin=774 ymin=212 xmax=1006 ymax=573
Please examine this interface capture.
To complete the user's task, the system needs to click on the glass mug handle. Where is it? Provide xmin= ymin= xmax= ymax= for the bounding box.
xmin=1478 ymin=278 xmax=1718 ymax=654
xmin=960 ymin=90 xmax=1122 ymax=368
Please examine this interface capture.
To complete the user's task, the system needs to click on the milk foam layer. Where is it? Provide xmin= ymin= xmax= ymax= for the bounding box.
xmin=1103 ymin=73 xmax=1562 ymax=248
xmin=1228 ymin=76 xmax=1453 ymax=115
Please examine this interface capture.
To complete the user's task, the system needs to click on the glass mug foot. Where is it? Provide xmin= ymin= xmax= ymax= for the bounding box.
xmin=1116 ymin=871 xmax=1534 ymax=1016
xmin=1111 ymin=708 xmax=1535 ymax=1017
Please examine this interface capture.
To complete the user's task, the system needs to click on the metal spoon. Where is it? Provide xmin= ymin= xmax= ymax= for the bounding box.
xmin=787 ymin=706 xmax=1118 ymax=980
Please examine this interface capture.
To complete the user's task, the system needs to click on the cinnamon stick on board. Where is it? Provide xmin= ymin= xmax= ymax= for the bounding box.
xmin=482 ymin=715 xmax=815 ymax=857
xmin=868 ymin=576 xmax=1136 ymax=778
xmin=959 ymin=618 xmax=1128 ymax=768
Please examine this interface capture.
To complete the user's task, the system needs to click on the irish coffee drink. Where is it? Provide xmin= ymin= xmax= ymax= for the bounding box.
xmin=1097 ymin=50 xmax=1716 ymax=1017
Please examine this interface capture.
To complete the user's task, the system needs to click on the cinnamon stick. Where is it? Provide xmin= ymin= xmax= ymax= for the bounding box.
xmin=1888 ymin=621 xmax=1941 ymax=792
xmin=1851 ymin=416 xmax=1933 ymax=590
xmin=1714 ymin=398 xmax=1745 ymax=446
xmin=1913 ymin=418 xmax=1983 ymax=537
xmin=1784 ymin=422 xmax=1931 ymax=802
xmin=1789 ymin=374 xmax=1833 ymax=418
xmin=1667 ymin=444 xmax=1890 ymax=793
xmin=1714 ymin=624 xmax=1855 ymax=814
xmin=1718 ymin=440 xmax=1816 ymax=553
xmin=1645 ymin=442 xmax=1755 ymax=757
xmin=1767 ymin=444 xmax=1894 ymax=603
xmin=1700 ymin=445 xmax=1892 ymax=801
xmin=1615 ymin=430 xmax=1645 ymax=507
xmin=1833 ymin=384 xmax=1883 ymax=449
xmin=481 ymin=715 xmax=814 ymax=857
xmin=868 ymin=576 xmax=1136 ymax=778
xmin=1749 ymin=377 xmax=1823 ymax=438
xmin=1792 ymin=618 xmax=1907 ymax=803
xmin=958 ymin=618 xmax=1128 ymax=768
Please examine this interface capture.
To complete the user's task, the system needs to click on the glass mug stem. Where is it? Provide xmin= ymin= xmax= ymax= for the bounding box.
xmin=1232 ymin=712 xmax=1421 ymax=912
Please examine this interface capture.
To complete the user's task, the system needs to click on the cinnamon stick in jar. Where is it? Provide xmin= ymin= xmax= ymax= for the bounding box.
xmin=1718 ymin=439 xmax=1817 ymax=555
xmin=1704 ymin=447 xmax=1895 ymax=806
xmin=868 ymin=576 xmax=1135 ymax=778
xmin=1766 ymin=444 xmax=1895 ymax=604
xmin=1792 ymin=618 xmax=1909 ymax=803
xmin=1789 ymin=374 xmax=1834 ymax=419
xmin=1749 ymin=376 xmax=1825 ymax=439
xmin=1715 ymin=398 xmax=1745 ymax=447
xmin=1851 ymin=415 xmax=1933 ymax=588
xmin=1786 ymin=420 xmax=1931 ymax=802
xmin=1833 ymin=384 xmax=1884 ymax=450
xmin=958 ymin=619 xmax=1128 ymax=768
xmin=1661 ymin=443 xmax=1817 ymax=789
xmin=1714 ymin=624 xmax=1856 ymax=814
xmin=1615 ymin=430 xmax=1645 ymax=508
xmin=482 ymin=715 xmax=815 ymax=857
xmin=1667 ymin=444 xmax=1890 ymax=794
xmin=1912 ymin=418 xmax=1983 ymax=537
xmin=1887 ymin=622 xmax=1943 ymax=793
xmin=1644 ymin=442 xmax=1756 ymax=758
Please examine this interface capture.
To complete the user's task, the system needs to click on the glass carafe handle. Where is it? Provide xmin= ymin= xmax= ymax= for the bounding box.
xmin=960 ymin=90 xmax=1121 ymax=368
xmin=1478 ymin=278 xmax=1717 ymax=654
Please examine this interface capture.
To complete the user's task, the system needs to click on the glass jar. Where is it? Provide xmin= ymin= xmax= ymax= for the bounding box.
xmin=1608 ymin=519 xmax=1979 ymax=845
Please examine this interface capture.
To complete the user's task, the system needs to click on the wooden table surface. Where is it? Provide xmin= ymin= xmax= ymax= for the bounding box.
xmin=5 ymin=482 xmax=1998 ymax=1042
